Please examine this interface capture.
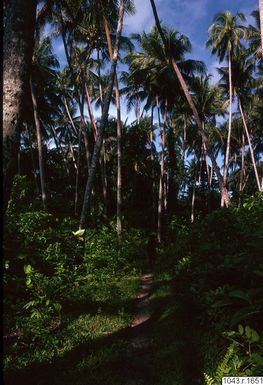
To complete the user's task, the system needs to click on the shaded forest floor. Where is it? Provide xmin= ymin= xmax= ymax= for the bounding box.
xmin=4 ymin=267 xmax=216 ymax=385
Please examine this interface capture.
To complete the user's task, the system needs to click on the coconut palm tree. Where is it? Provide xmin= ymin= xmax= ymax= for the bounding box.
xmin=207 ymin=11 xmax=247 ymax=205
xmin=79 ymin=0 xmax=126 ymax=229
xmin=217 ymin=51 xmax=262 ymax=191
xmin=149 ymin=0 xmax=231 ymax=207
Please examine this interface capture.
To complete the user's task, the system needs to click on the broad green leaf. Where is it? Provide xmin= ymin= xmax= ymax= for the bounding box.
xmin=251 ymin=329 xmax=260 ymax=342
xmin=238 ymin=324 xmax=244 ymax=335
xmin=24 ymin=264 xmax=32 ymax=274
xmin=245 ymin=325 xmax=251 ymax=339
xmin=73 ymin=229 xmax=85 ymax=237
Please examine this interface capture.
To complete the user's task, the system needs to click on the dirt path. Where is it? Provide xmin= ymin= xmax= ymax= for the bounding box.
xmin=124 ymin=272 xmax=155 ymax=385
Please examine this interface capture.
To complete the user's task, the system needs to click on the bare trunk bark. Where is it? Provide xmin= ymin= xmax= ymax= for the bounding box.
xmin=102 ymin=9 xmax=123 ymax=239
xmin=221 ymin=53 xmax=233 ymax=207
xmin=79 ymin=0 xmax=125 ymax=229
xmin=238 ymin=98 xmax=262 ymax=191
xmin=191 ymin=163 xmax=197 ymax=223
xmin=137 ymin=97 xmax=141 ymax=126
xmin=26 ymin=124 xmax=40 ymax=195
xmin=85 ymin=83 xmax=108 ymax=211
xmin=3 ymin=0 xmax=37 ymax=210
xmin=74 ymin=129 xmax=81 ymax=216
xmin=50 ymin=125 xmax=69 ymax=176
xmin=157 ymin=97 xmax=166 ymax=243
xmin=239 ymin=131 xmax=245 ymax=206
xmin=30 ymin=77 xmax=47 ymax=210
xmin=260 ymin=0 xmax=263 ymax=53
xmin=116 ymin=80 xmax=122 ymax=240
xmin=64 ymin=97 xmax=78 ymax=136
xmin=149 ymin=0 xmax=231 ymax=207
xmin=150 ymin=104 xmax=156 ymax=229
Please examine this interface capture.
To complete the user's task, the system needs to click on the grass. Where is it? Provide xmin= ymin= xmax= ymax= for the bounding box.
xmin=4 ymin=275 xmax=140 ymax=385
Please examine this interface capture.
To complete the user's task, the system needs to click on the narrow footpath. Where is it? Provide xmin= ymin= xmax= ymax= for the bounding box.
xmin=124 ymin=272 xmax=155 ymax=385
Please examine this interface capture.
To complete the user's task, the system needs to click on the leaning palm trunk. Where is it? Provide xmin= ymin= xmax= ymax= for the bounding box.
xmin=238 ymin=98 xmax=262 ymax=191
xmin=150 ymin=104 xmax=156 ymax=229
xmin=157 ymin=98 xmax=166 ymax=243
xmin=26 ymin=124 xmax=40 ymax=195
xmin=85 ymin=83 xmax=108 ymax=213
xmin=191 ymin=156 xmax=198 ymax=223
xmin=3 ymin=0 xmax=37 ymax=210
xmin=74 ymin=129 xmax=82 ymax=216
xmin=102 ymin=9 xmax=123 ymax=239
xmin=79 ymin=0 xmax=125 ymax=229
xmin=221 ymin=53 xmax=233 ymax=206
xmin=260 ymin=0 xmax=263 ymax=53
xmin=30 ymin=77 xmax=47 ymax=210
xmin=149 ymin=0 xmax=231 ymax=207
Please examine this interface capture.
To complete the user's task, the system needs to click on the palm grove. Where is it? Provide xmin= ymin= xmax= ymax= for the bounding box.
xmin=3 ymin=0 xmax=263 ymax=382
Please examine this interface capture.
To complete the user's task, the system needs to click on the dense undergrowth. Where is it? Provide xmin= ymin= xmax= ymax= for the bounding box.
xmin=3 ymin=177 xmax=263 ymax=385
xmin=153 ymin=192 xmax=263 ymax=384
xmin=3 ymin=176 xmax=146 ymax=385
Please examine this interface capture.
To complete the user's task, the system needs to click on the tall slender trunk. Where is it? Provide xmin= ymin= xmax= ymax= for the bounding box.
xmin=74 ymin=129 xmax=81 ymax=216
xmin=85 ymin=83 xmax=108 ymax=210
xmin=97 ymin=49 xmax=108 ymax=209
xmin=238 ymin=98 xmax=262 ymax=191
xmin=149 ymin=0 xmax=231 ymax=207
xmin=116 ymin=80 xmax=122 ymax=240
xmin=18 ymin=144 xmax=21 ymax=175
xmin=157 ymin=97 xmax=166 ymax=243
xmin=50 ymin=125 xmax=69 ymax=176
xmin=79 ymin=0 xmax=125 ymax=229
xmin=26 ymin=124 xmax=39 ymax=195
xmin=64 ymin=97 xmax=78 ymax=136
xmin=221 ymin=53 xmax=233 ymax=206
xmin=260 ymin=0 xmax=263 ymax=53
xmin=30 ymin=77 xmax=47 ymax=210
xmin=239 ymin=131 xmax=245 ymax=206
xmin=191 ymin=157 xmax=197 ymax=223
xmin=182 ymin=115 xmax=187 ymax=161
xmin=68 ymin=133 xmax=77 ymax=170
xmin=3 ymin=0 xmax=37 ymax=211
xmin=137 ymin=97 xmax=141 ymax=126
xmin=102 ymin=8 xmax=123 ymax=239
xmin=150 ymin=104 xmax=156 ymax=229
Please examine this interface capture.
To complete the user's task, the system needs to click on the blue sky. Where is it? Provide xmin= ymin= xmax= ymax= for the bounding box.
xmin=124 ymin=0 xmax=258 ymax=84
xmin=48 ymin=0 xmax=258 ymax=147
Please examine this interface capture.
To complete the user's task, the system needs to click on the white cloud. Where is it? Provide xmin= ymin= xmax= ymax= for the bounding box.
xmin=123 ymin=0 xmax=154 ymax=34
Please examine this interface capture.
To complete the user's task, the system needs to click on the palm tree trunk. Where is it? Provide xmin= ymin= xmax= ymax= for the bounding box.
xmin=75 ymin=129 xmax=81 ymax=216
xmin=182 ymin=115 xmax=187 ymax=161
xmin=102 ymin=8 xmax=123 ymax=239
xmin=3 ymin=0 xmax=37 ymax=211
xmin=260 ymin=0 xmax=263 ymax=53
xmin=64 ymin=97 xmax=79 ymax=136
xmin=85 ymin=83 xmax=108 ymax=211
xmin=26 ymin=124 xmax=39 ymax=195
xmin=150 ymin=103 xmax=156 ymax=229
xmin=149 ymin=0 xmax=231 ymax=207
xmin=238 ymin=98 xmax=262 ymax=191
xmin=116 ymin=81 xmax=122 ymax=240
xmin=30 ymin=77 xmax=47 ymax=210
xmin=221 ymin=53 xmax=233 ymax=206
xmin=191 ymin=161 xmax=197 ymax=223
xmin=137 ymin=97 xmax=141 ymax=126
xmin=79 ymin=0 xmax=125 ymax=229
xmin=68 ymin=133 xmax=77 ymax=170
xmin=157 ymin=97 xmax=166 ymax=243
xmin=50 ymin=125 xmax=69 ymax=176
xmin=239 ymin=131 xmax=245 ymax=206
